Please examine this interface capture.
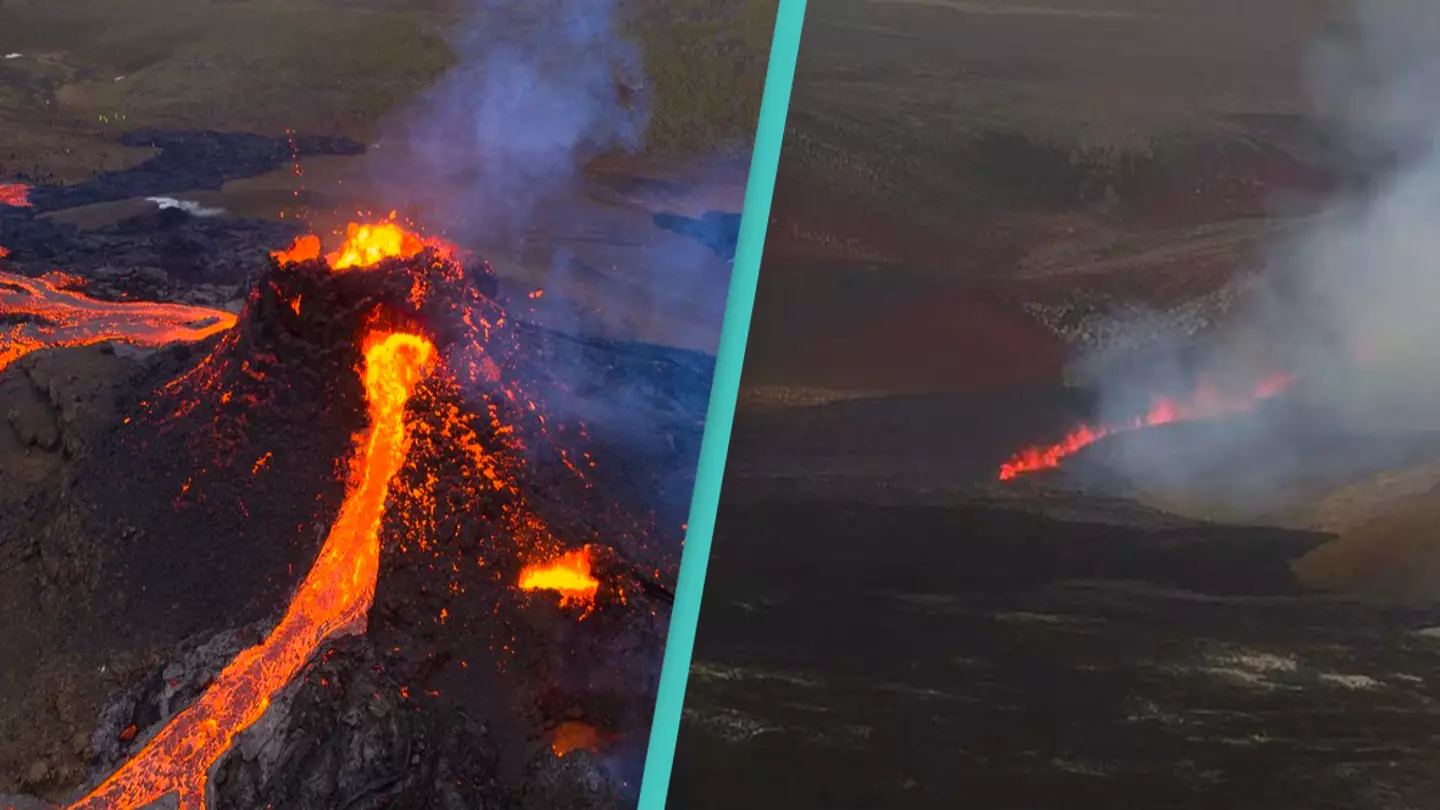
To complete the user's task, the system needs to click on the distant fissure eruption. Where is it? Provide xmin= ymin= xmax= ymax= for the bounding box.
xmin=998 ymin=373 xmax=1297 ymax=480
xmin=0 ymin=183 xmax=30 ymax=208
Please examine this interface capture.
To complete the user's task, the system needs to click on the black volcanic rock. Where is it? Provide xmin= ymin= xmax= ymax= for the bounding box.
xmin=1 ymin=128 xmax=360 ymax=299
xmin=652 ymin=210 xmax=741 ymax=261
xmin=208 ymin=636 xmax=506 ymax=810
xmin=17 ymin=130 xmax=364 ymax=213
xmin=1 ymin=211 xmax=299 ymax=302
xmin=669 ymin=492 xmax=1440 ymax=810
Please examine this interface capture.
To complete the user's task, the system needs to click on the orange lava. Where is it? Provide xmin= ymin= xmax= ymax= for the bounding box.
xmin=0 ymin=183 xmax=30 ymax=208
xmin=0 ymin=270 xmax=238 ymax=375
xmin=65 ymin=331 xmax=436 ymax=810
xmin=269 ymin=233 xmax=321 ymax=265
xmin=551 ymin=721 xmax=602 ymax=757
xmin=271 ymin=219 xmax=454 ymax=272
xmin=0 ymin=246 xmax=10 ymax=259
xmin=998 ymin=373 xmax=1297 ymax=481
xmin=518 ymin=546 xmax=600 ymax=607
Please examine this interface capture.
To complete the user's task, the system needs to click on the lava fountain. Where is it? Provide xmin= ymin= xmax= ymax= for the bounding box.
xmin=270 ymin=218 xmax=454 ymax=271
xmin=65 ymin=331 xmax=436 ymax=810
xmin=0 ymin=271 xmax=237 ymax=374
xmin=998 ymin=373 xmax=1297 ymax=480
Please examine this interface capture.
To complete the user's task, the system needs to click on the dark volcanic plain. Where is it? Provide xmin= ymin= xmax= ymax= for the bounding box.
xmin=670 ymin=1 xmax=1440 ymax=809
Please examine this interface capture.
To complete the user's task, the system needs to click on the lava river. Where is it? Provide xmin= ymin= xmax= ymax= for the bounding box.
xmin=0 ymin=270 xmax=237 ymax=374
xmin=65 ymin=330 xmax=436 ymax=810
xmin=998 ymin=373 xmax=1297 ymax=480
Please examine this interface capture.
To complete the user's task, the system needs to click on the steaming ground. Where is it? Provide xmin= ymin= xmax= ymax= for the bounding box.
xmin=673 ymin=0 xmax=1440 ymax=808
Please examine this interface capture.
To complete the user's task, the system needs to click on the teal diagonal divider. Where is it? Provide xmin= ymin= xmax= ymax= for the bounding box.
xmin=635 ymin=0 xmax=808 ymax=807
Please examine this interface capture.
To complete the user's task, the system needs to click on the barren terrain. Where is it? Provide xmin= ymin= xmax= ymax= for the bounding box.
xmin=672 ymin=1 xmax=1440 ymax=808
xmin=745 ymin=0 xmax=1339 ymax=395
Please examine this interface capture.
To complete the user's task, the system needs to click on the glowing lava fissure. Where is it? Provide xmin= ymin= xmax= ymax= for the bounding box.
xmin=997 ymin=373 xmax=1297 ymax=481
xmin=0 ymin=183 xmax=30 ymax=208
xmin=0 ymin=270 xmax=237 ymax=375
xmin=66 ymin=331 xmax=436 ymax=810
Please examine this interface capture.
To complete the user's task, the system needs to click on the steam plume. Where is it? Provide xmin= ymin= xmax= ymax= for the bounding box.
xmin=1075 ymin=0 xmax=1440 ymax=511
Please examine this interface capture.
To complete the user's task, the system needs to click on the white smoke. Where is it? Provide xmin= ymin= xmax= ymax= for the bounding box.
xmin=145 ymin=197 xmax=227 ymax=218
xmin=1079 ymin=0 xmax=1440 ymax=509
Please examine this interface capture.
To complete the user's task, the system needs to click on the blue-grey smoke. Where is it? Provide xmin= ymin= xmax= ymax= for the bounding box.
xmin=362 ymin=0 xmax=748 ymax=526
xmin=373 ymin=0 xmax=649 ymax=247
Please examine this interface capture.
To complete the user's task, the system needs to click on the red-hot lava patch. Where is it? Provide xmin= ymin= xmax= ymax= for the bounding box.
xmin=0 ymin=218 xmax=686 ymax=808
xmin=0 ymin=184 xmax=31 ymax=208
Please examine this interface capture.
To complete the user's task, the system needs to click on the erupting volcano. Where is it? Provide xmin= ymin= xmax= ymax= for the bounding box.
xmin=0 ymin=212 xmax=682 ymax=810
xmin=0 ymin=271 xmax=237 ymax=374
xmin=998 ymin=373 xmax=1297 ymax=480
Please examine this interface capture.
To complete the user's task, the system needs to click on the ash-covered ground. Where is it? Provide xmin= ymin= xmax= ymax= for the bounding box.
xmin=0 ymin=128 xmax=723 ymax=809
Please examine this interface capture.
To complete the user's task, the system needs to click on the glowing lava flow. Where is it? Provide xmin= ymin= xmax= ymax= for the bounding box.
xmin=997 ymin=373 xmax=1297 ymax=481
xmin=0 ymin=271 xmax=237 ymax=374
xmin=518 ymin=546 xmax=600 ymax=607
xmin=0 ymin=183 xmax=30 ymax=207
xmin=66 ymin=331 xmax=436 ymax=810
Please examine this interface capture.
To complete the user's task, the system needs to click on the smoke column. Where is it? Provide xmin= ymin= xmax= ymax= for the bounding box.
xmin=1074 ymin=0 xmax=1440 ymax=510
xmin=373 ymin=0 xmax=647 ymax=239
xmin=367 ymin=0 xmax=736 ymax=389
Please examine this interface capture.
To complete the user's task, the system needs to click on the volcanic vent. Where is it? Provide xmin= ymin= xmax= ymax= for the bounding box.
xmin=0 ymin=218 xmax=680 ymax=810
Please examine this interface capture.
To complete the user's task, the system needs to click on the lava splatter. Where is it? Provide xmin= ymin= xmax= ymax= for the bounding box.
xmin=519 ymin=546 xmax=601 ymax=607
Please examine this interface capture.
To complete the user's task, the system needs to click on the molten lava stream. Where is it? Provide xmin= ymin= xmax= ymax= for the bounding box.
xmin=0 ymin=271 xmax=237 ymax=374
xmin=66 ymin=332 xmax=436 ymax=810
xmin=997 ymin=373 xmax=1297 ymax=481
